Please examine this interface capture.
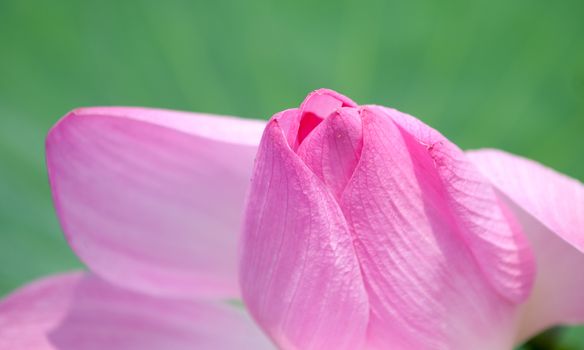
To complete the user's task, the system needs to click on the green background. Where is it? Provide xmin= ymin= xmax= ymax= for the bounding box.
xmin=0 ymin=0 xmax=582 ymax=348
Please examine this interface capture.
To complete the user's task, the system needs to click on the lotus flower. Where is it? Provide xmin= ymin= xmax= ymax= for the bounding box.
xmin=0 ymin=89 xmax=582 ymax=350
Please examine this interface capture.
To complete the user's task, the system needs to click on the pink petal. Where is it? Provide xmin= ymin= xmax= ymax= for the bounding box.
xmin=467 ymin=149 xmax=584 ymax=342
xmin=46 ymin=107 xmax=265 ymax=299
xmin=0 ymin=272 xmax=83 ymax=350
xmin=239 ymin=120 xmax=369 ymax=350
xmin=339 ymin=108 xmax=531 ymax=349
xmin=49 ymin=274 xmax=273 ymax=350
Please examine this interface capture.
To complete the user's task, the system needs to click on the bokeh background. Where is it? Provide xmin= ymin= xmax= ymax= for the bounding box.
xmin=0 ymin=0 xmax=582 ymax=348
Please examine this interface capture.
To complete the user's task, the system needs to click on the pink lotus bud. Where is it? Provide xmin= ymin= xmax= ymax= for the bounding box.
xmin=240 ymin=89 xmax=536 ymax=350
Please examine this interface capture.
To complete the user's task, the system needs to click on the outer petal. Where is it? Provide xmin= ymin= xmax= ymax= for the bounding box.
xmin=467 ymin=149 xmax=584 ymax=342
xmin=239 ymin=120 xmax=369 ymax=350
xmin=0 ymin=272 xmax=83 ymax=350
xmin=340 ymin=109 xmax=525 ymax=349
xmin=0 ymin=272 xmax=273 ymax=350
xmin=46 ymin=107 xmax=265 ymax=299
xmin=372 ymin=106 xmax=535 ymax=303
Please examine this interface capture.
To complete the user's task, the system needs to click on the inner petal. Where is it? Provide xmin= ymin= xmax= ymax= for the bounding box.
xmin=297 ymin=111 xmax=325 ymax=146
xmin=297 ymin=89 xmax=357 ymax=146
xmin=297 ymin=108 xmax=363 ymax=199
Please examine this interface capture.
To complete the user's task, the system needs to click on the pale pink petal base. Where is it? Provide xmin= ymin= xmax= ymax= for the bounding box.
xmin=467 ymin=149 xmax=584 ymax=343
xmin=0 ymin=273 xmax=82 ymax=350
xmin=50 ymin=274 xmax=273 ymax=350
xmin=0 ymin=273 xmax=273 ymax=350
xmin=47 ymin=108 xmax=265 ymax=299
